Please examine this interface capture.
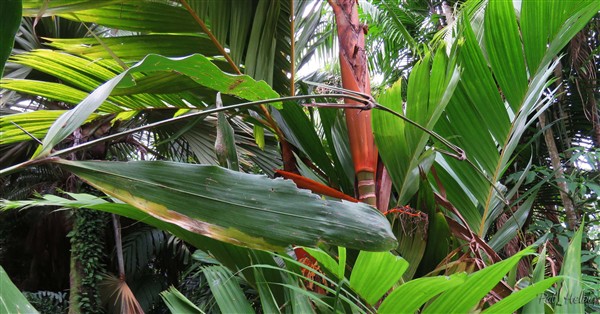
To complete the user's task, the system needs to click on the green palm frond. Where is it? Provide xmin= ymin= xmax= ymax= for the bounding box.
xmin=432 ymin=0 xmax=600 ymax=236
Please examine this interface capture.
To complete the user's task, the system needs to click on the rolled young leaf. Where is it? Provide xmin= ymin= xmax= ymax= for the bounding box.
xmin=54 ymin=159 xmax=397 ymax=251
xmin=215 ymin=93 xmax=239 ymax=171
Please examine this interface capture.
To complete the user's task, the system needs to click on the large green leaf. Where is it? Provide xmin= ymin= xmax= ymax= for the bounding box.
xmin=32 ymin=53 xmax=280 ymax=158
xmin=349 ymin=251 xmax=408 ymax=305
xmin=0 ymin=0 xmax=21 ymax=78
xmin=54 ymin=159 xmax=397 ymax=251
xmin=0 ymin=265 xmax=38 ymax=313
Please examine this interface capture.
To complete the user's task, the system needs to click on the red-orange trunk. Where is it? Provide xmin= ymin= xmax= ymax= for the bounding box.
xmin=328 ymin=0 xmax=378 ymax=206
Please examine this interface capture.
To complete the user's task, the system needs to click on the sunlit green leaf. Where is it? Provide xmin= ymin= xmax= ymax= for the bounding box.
xmin=0 ymin=110 xmax=100 ymax=145
xmin=349 ymin=251 xmax=408 ymax=305
xmin=46 ymin=35 xmax=220 ymax=61
xmin=56 ymin=2 xmax=200 ymax=33
xmin=423 ymin=248 xmax=533 ymax=313
xmin=379 ymin=273 xmax=467 ymax=314
xmin=374 ymin=51 xmax=459 ymax=205
xmin=483 ymin=277 xmax=562 ymax=314
xmin=484 ymin=0 xmax=528 ymax=111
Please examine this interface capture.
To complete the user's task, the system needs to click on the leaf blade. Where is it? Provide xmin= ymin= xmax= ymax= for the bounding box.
xmin=55 ymin=159 xmax=397 ymax=251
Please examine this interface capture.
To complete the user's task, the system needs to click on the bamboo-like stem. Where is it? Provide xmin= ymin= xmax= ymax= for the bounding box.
xmin=328 ymin=0 xmax=378 ymax=207
xmin=356 ymin=171 xmax=376 ymax=206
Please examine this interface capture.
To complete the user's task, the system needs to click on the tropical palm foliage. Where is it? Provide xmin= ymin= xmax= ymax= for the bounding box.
xmin=1 ymin=0 xmax=599 ymax=312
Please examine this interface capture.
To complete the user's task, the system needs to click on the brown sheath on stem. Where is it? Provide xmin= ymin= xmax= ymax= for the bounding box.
xmin=328 ymin=0 xmax=378 ymax=206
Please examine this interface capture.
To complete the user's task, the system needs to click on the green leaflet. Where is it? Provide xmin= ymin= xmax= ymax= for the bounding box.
xmin=203 ymin=266 xmax=254 ymax=314
xmin=46 ymin=35 xmax=220 ymax=61
xmin=0 ymin=110 xmax=100 ymax=145
xmin=160 ymin=287 xmax=204 ymax=314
